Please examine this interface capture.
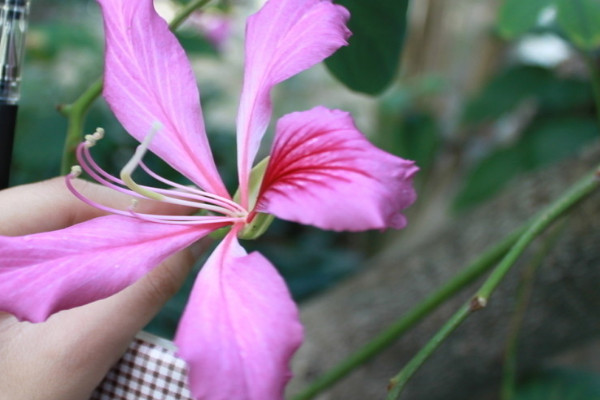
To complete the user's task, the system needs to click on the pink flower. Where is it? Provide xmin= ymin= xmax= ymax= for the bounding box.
xmin=0 ymin=0 xmax=418 ymax=398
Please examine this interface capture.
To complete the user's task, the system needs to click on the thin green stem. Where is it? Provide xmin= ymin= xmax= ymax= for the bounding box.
xmin=58 ymin=0 xmax=213 ymax=174
xmin=169 ymin=0 xmax=213 ymax=30
xmin=386 ymin=304 xmax=471 ymax=400
xmin=59 ymin=78 xmax=103 ymax=174
xmin=385 ymin=166 xmax=600 ymax=400
xmin=291 ymin=226 xmax=525 ymax=400
xmin=500 ymin=221 xmax=565 ymax=400
xmin=476 ymin=170 xmax=598 ymax=300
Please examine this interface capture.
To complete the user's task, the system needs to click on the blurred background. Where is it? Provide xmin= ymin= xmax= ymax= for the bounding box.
xmin=9 ymin=0 xmax=600 ymax=397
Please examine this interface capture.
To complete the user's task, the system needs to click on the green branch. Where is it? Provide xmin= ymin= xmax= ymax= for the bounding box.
xmin=169 ymin=0 xmax=212 ymax=30
xmin=58 ymin=78 xmax=103 ymax=174
xmin=385 ymin=166 xmax=600 ymax=400
xmin=292 ymin=225 xmax=526 ymax=400
xmin=386 ymin=303 xmax=471 ymax=400
xmin=500 ymin=221 xmax=565 ymax=400
xmin=58 ymin=0 xmax=213 ymax=174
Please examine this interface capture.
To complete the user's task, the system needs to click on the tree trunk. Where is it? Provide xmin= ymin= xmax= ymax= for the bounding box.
xmin=288 ymin=144 xmax=600 ymax=400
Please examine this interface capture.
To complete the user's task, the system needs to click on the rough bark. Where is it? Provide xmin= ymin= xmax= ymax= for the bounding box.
xmin=288 ymin=144 xmax=600 ymax=400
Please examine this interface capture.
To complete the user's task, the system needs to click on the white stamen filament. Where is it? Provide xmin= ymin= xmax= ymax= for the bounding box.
xmin=118 ymin=126 xmax=244 ymax=217
xmin=66 ymin=126 xmax=249 ymax=227
xmin=139 ymin=160 xmax=246 ymax=214
xmin=120 ymin=127 xmax=166 ymax=202
xmin=77 ymin=130 xmax=245 ymax=216
xmin=127 ymin=207 xmax=243 ymax=225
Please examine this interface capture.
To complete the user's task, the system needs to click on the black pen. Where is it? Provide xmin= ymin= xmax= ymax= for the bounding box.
xmin=1 ymin=0 xmax=30 ymax=189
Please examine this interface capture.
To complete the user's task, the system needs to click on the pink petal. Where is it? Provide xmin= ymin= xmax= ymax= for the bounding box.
xmin=236 ymin=0 xmax=351 ymax=207
xmin=0 ymin=215 xmax=222 ymax=323
xmin=256 ymin=107 xmax=419 ymax=231
xmin=97 ymin=0 xmax=228 ymax=197
xmin=175 ymin=231 xmax=303 ymax=400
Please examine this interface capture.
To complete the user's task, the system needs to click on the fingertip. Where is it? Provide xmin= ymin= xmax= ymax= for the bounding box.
xmin=0 ymin=177 xmax=194 ymax=235
xmin=0 ymin=177 xmax=94 ymax=236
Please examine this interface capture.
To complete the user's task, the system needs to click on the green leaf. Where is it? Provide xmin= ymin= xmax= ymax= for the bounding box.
xmin=462 ymin=66 xmax=593 ymax=125
xmin=452 ymin=147 xmax=526 ymax=212
xmin=519 ymin=116 xmax=599 ymax=169
xmin=325 ymin=0 xmax=410 ymax=95
xmin=378 ymin=107 xmax=441 ymax=173
xmin=175 ymin=32 xmax=219 ymax=57
xmin=515 ymin=368 xmax=600 ymax=400
xmin=462 ymin=66 xmax=554 ymax=124
xmin=497 ymin=0 xmax=554 ymax=38
xmin=557 ymin=0 xmax=600 ymax=50
xmin=453 ymin=115 xmax=598 ymax=212
xmin=536 ymin=76 xmax=593 ymax=111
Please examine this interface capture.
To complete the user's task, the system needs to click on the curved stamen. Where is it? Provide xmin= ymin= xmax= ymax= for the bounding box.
xmin=67 ymin=171 xmax=240 ymax=227
xmin=78 ymin=144 xmax=143 ymax=199
xmin=118 ymin=127 xmax=241 ymax=216
xmin=67 ymin=126 xmax=249 ymax=226
xmin=79 ymin=142 xmax=243 ymax=215
xmin=66 ymin=169 xmax=141 ymax=218
xmin=139 ymin=160 xmax=246 ymax=214
xmin=149 ymin=187 xmax=244 ymax=215
xmin=127 ymin=208 xmax=244 ymax=225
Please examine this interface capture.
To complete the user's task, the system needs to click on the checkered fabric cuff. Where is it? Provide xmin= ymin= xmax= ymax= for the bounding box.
xmin=90 ymin=331 xmax=193 ymax=400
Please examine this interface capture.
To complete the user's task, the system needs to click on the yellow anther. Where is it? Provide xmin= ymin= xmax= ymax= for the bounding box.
xmin=93 ymin=127 xmax=105 ymax=140
xmin=70 ymin=165 xmax=82 ymax=177
xmin=84 ymin=128 xmax=106 ymax=148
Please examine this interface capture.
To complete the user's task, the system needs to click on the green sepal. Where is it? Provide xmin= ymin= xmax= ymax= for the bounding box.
xmin=233 ymin=156 xmax=270 ymax=210
xmin=239 ymin=212 xmax=274 ymax=240
xmin=209 ymin=225 xmax=233 ymax=240
xmin=234 ymin=156 xmax=275 ymax=240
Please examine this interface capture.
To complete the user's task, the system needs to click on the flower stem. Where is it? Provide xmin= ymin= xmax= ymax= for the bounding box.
xmin=59 ymin=78 xmax=103 ymax=174
xmin=292 ymin=225 xmax=525 ymax=400
xmin=58 ymin=0 xmax=213 ymax=174
xmin=500 ymin=221 xmax=565 ymax=400
xmin=385 ymin=303 xmax=471 ymax=400
xmin=169 ymin=0 xmax=213 ymax=30
xmin=385 ymin=166 xmax=600 ymax=400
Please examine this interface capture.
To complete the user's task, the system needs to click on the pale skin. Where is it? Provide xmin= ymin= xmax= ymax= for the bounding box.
xmin=0 ymin=178 xmax=197 ymax=400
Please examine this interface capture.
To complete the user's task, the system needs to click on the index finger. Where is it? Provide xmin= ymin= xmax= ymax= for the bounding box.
xmin=0 ymin=177 xmax=191 ymax=236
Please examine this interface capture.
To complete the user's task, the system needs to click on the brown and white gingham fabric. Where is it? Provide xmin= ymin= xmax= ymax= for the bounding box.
xmin=90 ymin=331 xmax=193 ymax=400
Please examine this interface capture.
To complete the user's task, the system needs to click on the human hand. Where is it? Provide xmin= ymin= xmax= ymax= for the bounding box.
xmin=0 ymin=178 xmax=195 ymax=400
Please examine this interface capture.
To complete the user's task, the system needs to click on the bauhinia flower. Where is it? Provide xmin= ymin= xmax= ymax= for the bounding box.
xmin=0 ymin=0 xmax=418 ymax=398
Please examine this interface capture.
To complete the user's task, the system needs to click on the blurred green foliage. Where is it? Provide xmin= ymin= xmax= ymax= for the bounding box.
xmin=556 ymin=0 xmax=600 ymax=50
xmin=325 ymin=0 xmax=410 ymax=95
xmin=454 ymin=66 xmax=597 ymax=211
xmin=515 ymin=368 xmax=600 ymax=400
xmin=377 ymin=77 xmax=445 ymax=180
xmin=462 ymin=66 xmax=593 ymax=124
xmin=497 ymin=0 xmax=553 ymax=38
xmin=498 ymin=0 xmax=600 ymax=50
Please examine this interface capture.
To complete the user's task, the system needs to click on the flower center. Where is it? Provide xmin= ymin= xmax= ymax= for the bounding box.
xmin=66 ymin=127 xmax=247 ymax=227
